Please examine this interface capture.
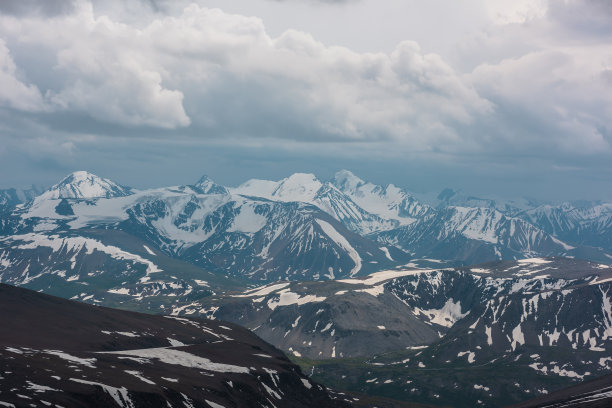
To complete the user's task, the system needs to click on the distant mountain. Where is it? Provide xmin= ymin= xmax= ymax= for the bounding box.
xmin=232 ymin=172 xmax=398 ymax=235
xmin=433 ymin=187 xmax=540 ymax=215
xmin=2 ymin=170 xmax=612 ymax=407
xmin=0 ymin=283 xmax=349 ymax=408
xmin=375 ymin=205 xmax=581 ymax=265
xmin=519 ymin=202 xmax=612 ymax=254
xmin=232 ymin=170 xmax=610 ymax=266
xmin=1 ymin=170 xmax=611 ymax=293
xmin=0 ymin=185 xmax=43 ymax=213
xmin=35 ymin=171 xmax=132 ymax=201
xmin=1 ymin=172 xmax=399 ymax=287
xmin=193 ymin=175 xmax=229 ymax=195
xmin=332 ymin=170 xmax=433 ymax=224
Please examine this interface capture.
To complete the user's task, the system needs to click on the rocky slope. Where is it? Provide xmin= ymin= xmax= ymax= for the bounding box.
xmin=187 ymin=258 xmax=612 ymax=407
xmin=0 ymin=283 xmax=350 ymax=408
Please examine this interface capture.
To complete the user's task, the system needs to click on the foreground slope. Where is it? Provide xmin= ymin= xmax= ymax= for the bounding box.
xmin=0 ymin=284 xmax=349 ymax=408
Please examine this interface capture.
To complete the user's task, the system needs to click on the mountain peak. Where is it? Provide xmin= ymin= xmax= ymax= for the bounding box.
xmin=38 ymin=171 xmax=132 ymax=200
xmin=271 ymin=173 xmax=322 ymax=202
xmin=333 ymin=170 xmax=364 ymax=193
xmin=194 ymin=175 xmax=228 ymax=195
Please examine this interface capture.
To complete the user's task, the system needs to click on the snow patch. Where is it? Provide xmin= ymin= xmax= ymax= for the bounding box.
xmin=316 ymin=219 xmax=362 ymax=277
xmin=102 ymin=348 xmax=249 ymax=373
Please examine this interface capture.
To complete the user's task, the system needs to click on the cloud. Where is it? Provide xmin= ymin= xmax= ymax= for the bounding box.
xmin=0 ymin=0 xmax=77 ymax=17
xmin=0 ymin=40 xmax=45 ymax=111
xmin=268 ymin=0 xmax=359 ymax=3
xmin=0 ymin=2 xmax=489 ymax=142
xmin=0 ymin=0 xmax=611 ymax=200
xmin=548 ymin=0 xmax=612 ymax=37
xmin=472 ymin=47 xmax=612 ymax=154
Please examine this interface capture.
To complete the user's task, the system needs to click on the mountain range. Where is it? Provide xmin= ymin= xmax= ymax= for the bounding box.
xmin=1 ymin=170 xmax=612 ymax=407
xmin=1 ymin=170 xmax=611 ymax=286
xmin=182 ymin=257 xmax=612 ymax=407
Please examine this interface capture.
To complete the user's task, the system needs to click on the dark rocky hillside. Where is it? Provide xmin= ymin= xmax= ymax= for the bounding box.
xmin=0 ymin=283 xmax=350 ymax=408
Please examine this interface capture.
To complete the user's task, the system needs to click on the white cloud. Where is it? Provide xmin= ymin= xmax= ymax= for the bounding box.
xmin=0 ymin=2 xmax=489 ymax=142
xmin=0 ymin=39 xmax=45 ymax=111
xmin=484 ymin=0 xmax=548 ymax=25
xmin=1 ymin=2 xmax=190 ymax=128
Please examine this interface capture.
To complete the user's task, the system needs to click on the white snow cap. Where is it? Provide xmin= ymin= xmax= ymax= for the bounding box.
xmin=271 ymin=173 xmax=322 ymax=202
xmin=38 ymin=171 xmax=132 ymax=200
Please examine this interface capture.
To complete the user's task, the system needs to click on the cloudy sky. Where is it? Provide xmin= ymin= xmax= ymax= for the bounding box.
xmin=0 ymin=0 xmax=611 ymax=201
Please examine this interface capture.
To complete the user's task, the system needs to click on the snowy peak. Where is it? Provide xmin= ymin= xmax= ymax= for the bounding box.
xmin=333 ymin=169 xmax=364 ymax=194
xmin=332 ymin=170 xmax=431 ymax=223
xmin=231 ymin=178 xmax=279 ymax=198
xmin=271 ymin=173 xmax=322 ymax=202
xmin=38 ymin=171 xmax=132 ymax=200
xmin=232 ymin=173 xmax=323 ymax=203
xmin=194 ymin=175 xmax=228 ymax=195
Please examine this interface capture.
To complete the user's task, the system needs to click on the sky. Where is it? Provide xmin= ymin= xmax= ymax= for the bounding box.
xmin=0 ymin=0 xmax=611 ymax=201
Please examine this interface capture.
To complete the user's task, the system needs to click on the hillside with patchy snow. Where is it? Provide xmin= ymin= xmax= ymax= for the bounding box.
xmin=0 ymin=284 xmax=350 ymax=408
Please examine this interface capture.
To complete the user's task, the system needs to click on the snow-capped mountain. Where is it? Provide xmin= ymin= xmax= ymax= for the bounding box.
xmin=519 ymin=202 xmax=612 ymax=254
xmin=233 ymin=170 xmax=609 ymax=266
xmin=232 ymin=172 xmax=398 ymax=235
xmin=193 ymin=175 xmax=229 ymax=195
xmin=432 ymin=187 xmax=540 ymax=215
xmin=2 ymin=170 xmax=612 ymax=407
xmin=2 ymin=172 xmax=399 ymax=285
xmin=1 ymin=170 xmax=611 ymax=291
xmin=35 ymin=171 xmax=132 ymax=201
xmin=375 ymin=205 xmax=579 ymax=265
xmin=123 ymin=193 xmax=397 ymax=280
xmin=332 ymin=169 xmax=433 ymax=224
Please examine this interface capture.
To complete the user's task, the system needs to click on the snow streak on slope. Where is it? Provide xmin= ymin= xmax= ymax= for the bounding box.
xmin=315 ymin=219 xmax=362 ymax=277
xmin=6 ymin=233 xmax=161 ymax=275
xmin=103 ymin=348 xmax=249 ymax=374
xmin=447 ymin=207 xmax=503 ymax=244
xmin=226 ymin=202 xmax=267 ymax=234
